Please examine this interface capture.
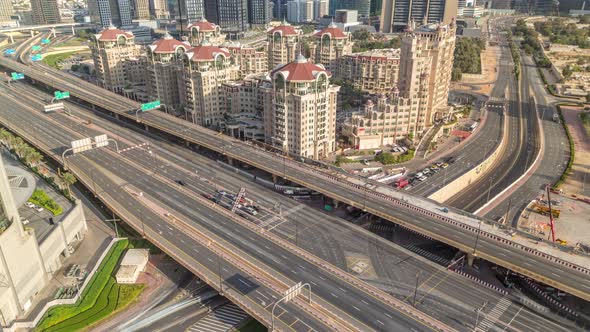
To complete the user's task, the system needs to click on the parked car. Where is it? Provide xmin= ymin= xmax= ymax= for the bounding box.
xmin=441 ymin=163 xmax=449 ymax=169
xmin=435 ymin=162 xmax=443 ymax=167
xmin=35 ymin=206 xmax=44 ymax=212
xmin=418 ymin=176 xmax=428 ymax=182
xmin=176 ymin=180 xmax=185 ymax=186
xmin=422 ymin=168 xmax=431 ymax=175
xmin=25 ymin=202 xmax=35 ymax=208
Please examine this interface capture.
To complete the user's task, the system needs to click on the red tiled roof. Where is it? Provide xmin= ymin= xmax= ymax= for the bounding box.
xmin=268 ymin=25 xmax=299 ymax=36
xmin=96 ymin=27 xmax=134 ymax=41
xmin=187 ymin=19 xmax=217 ymax=31
xmin=272 ymin=55 xmax=331 ymax=81
xmin=187 ymin=45 xmax=230 ymax=61
xmin=150 ymin=35 xmax=190 ymax=53
xmin=314 ymin=26 xmax=347 ymax=39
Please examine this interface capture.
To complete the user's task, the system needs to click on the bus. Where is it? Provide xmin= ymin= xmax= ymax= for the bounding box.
xmin=468 ymin=122 xmax=479 ymax=132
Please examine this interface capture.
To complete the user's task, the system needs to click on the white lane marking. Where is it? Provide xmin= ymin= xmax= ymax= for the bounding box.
xmin=376 ymin=320 xmax=385 ymax=326
xmin=361 ymin=300 xmax=369 ymax=305
xmin=256 ymin=290 xmax=269 ymax=300
xmin=384 ymin=313 xmax=393 ymax=319
xmin=502 ymin=305 xmax=524 ymax=331
xmin=330 ymin=292 xmax=338 ymax=298
xmin=352 ymin=305 xmax=360 ymax=311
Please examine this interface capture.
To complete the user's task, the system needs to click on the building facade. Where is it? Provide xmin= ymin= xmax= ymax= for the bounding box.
xmin=146 ymin=33 xmax=191 ymax=111
xmin=267 ymin=54 xmax=339 ymax=159
xmin=333 ymin=0 xmax=370 ymax=17
xmin=267 ymin=21 xmax=301 ymax=70
xmin=88 ymin=0 xmax=133 ymax=28
xmin=132 ymin=0 xmax=150 ymax=19
xmin=31 ymin=0 xmax=61 ymax=24
xmin=0 ymin=0 xmax=14 ymax=24
xmin=90 ymin=27 xmax=143 ymax=93
xmin=313 ymin=0 xmax=329 ymax=19
xmin=181 ymin=0 xmax=205 ymax=23
xmin=179 ymin=42 xmax=240 ymax=126
xmin=286 ymin=0 xmax=314 ymax=22
xmin=204 ymin=0 xmax=249 ymax=33
xmin=335 ymin=48 xmax=400 ymax=93
xmin=187 ymin=18 xmax=226 ymax=46
xmin=380 ymin=0 xmax=457 ymax=32
xmin=248 ymin=0 xmax=271 ymax=26
xmin=224 ymin=42 xmax=268 ymax=77
xmin=311 ymin=22 xmax=353 ymax=73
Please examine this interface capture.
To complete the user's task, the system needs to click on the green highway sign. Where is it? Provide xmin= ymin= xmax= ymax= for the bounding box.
xmin=11 ymin=72 xmax=24 ymax=80
xmin=32 ymin=45 xmax=41 ymax=51
xmin=31 ymin=54 xmax=42 ymax=61
xmin=41 ymin=38 xmax=50 ymax=44
xmin=141 ymin=100 xmax=161 ymax=111
xmin=54 ymin=91 xmax=70 ymax=100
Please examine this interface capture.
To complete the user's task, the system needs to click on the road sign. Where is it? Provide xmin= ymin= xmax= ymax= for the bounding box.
xmin=32 ymin=45 xmax=41 ymax=51
xmin=41 ymin=38 xmax=50 ymax=44
xmin=141 ymin=100 xmax=161 ymax=111
xmin=71 ymin=137 xmax=92 ymax=153
xmin=283 ymin=282 xmax=302 ymax=303
xmin=54 ymin=91 xmax=70 ymax=100
xmin=4 ymin=49 xmax=15 ymax=55
xmin=94 ymin=134 xmax=108 ymax=147
xmin=31 ymin=54 xmax=42 ymax=62
xmin=44 ymin=102 xmax=64 ymax=113
xmin=11 ymin=72 xmax=24 ymax=80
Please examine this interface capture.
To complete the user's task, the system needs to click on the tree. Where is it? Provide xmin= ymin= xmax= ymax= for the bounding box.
xmin=562 ymin=66 xmax=573 ymax=79
xmin=0 ymin=128 xmax=12 ymax=144
xmin=452 ymin=67 xmax=462 ymax=81
xmin=71 ymin=64 xmax=80 ymax=72
xmin=61 ymin=171 xmax=77 ymax=196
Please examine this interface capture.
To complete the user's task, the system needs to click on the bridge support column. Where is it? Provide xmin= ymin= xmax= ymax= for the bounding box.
xmin=144 ymin=124 xmax=149 ymax=131
xmin=185 ymin=140 xmax=190 ymax=147
xmin=30 ymin=30 xmax=34 ymax=37
xmin=71 ymin=26 xmax=75 ymax=35
xmin=466 ymin=253 xmax=475 ymax=267
xmin=272 ymin=174 xmax=278 ymax=183
xmin=227 ymin=157 xmax=233 ymax=166
xmin=332 ymin=199 xmax=340 ymax=208
xmin=115 ymin=114 xmax=119 ymax=120
xmin=51 ymin=27 xmax=56 ymax=38
xmin=9 ymin=34 xmax=14 ymax=44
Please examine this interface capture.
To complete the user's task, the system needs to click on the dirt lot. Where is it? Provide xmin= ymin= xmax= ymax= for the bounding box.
xmin=451 ymin=45 xmax=500 ymax=96
xmin=560 ymin=106 xmax=590 ymax=198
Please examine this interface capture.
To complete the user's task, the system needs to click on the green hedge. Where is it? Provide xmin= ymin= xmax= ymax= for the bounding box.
xmin=553 ymin=105 xmax=575 ymax=189
xmin=35 ymin=239 xmax=129 ymax=331
xmin=29 ymin=189 xmax=62 ymax=216
xmin=374 ymin=150 xmax=415 ymax=165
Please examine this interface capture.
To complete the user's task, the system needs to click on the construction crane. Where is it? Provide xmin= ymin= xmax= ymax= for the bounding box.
xmin=546 ymin=184 xmax=556 ymax=242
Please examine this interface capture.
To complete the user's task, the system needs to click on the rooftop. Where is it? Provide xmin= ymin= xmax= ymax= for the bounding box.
xmin=347 ymin=48 xmax=400 ymax=59
xmin=315 ymin=22 xmax=347 ymax=39
xmin=120 ymin=248 xmax=149 ymax=266
xmin=272 ymin=54 xmax=331 ymax=81
xmin=186 ymin=44 xmax=230 ymax=62
xmin=95 ymin=26 xmax=134 ymax=41
xmin=187 ymin=18 xmax=218 ymax=31
xmin=267 ymin=22 xmax=299 ymax=36
xmin=149 ymin=33 xmax=190 ymax=54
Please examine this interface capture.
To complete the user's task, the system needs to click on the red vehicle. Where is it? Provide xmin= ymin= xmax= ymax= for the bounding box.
xmin=394 ymin=178 xmax=409 ymax=189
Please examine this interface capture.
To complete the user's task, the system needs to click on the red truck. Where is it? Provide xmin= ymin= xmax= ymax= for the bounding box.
xmin=394 ymin=178 xmax=409 ymax=189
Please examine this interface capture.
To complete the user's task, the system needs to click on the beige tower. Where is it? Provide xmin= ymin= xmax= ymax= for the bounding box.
xmin=187 ymin=18 xmax=226 ymax=46
xmin=179 ymin=42 xmax=240 ymax=127
xmin=90 ymin=27 xmax=143 ymax=94
xmin=146 ymin=33 xmax=191 ymax=111
xmin=335 ymin=48 xmax=400 ymax=94
xmin=266 ymin=21 xmax=301 ymax=70
xmin=224 ymin=42 xmax=267 ymax=77
xmin=311 ymin=22 xmax=353 ymax=73
xmin=0 ymin=0 xmax=14 ymax=24
xmin=132 ymin=0 xmax=150 ymax=19
xmin=267 ymin=54 xmax=339 ymax=159
xmin=31 ymin=0 xmax=60 ymax=24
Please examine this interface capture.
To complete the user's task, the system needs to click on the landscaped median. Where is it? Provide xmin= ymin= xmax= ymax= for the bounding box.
xmin=35 ymin=239 xmax=144 ymax=332
xmin=553 ymin=104 xmax=576 ymax=189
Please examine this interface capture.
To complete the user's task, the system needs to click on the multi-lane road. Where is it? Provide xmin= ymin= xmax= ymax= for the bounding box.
xmin=1 ymin=76 xmax=582 ymax=331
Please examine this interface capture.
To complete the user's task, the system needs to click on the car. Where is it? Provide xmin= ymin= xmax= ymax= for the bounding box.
xmin=176 ymin=180 xmax=185 ymax=186
xmin=441 ymin=163 xmax=449 ymax=169
xmin=422 ymin=168 xmax=431 ymax=174
xmin=202 ymin=193 xmax=215 ymax=200
xmin=25 ymin=202 xmax=35 ymax=208
xmin=218 ymin=190 xmax=228 ymax=196
xmin=245 ymin=207 xmax=258 ymax=216
xmin=445 ymin=157 xmax=455 ymax=164
xmin=418 ymin=176 xmax=428 ymax=182
xmin=415 ymin=172 xmax=423 ymax=178
xmin=35 ymin=206 xmax=44 ymax=212
xmin=430 ymin=167 xmax=439 ymax=173
xmin=362 ymin=159 xmax=369 ymax=165
xmin=430 ymin=165 xmax=439 ymax=170
xmin=435 ymin=162 xmax=443 ymax=167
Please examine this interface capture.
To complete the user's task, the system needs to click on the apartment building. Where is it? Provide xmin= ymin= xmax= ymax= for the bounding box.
xmin=335 ymin=48 xmax=400 ymax=93
xmin=179 ymin=42 xmax=240 ymax=127
xmin=311 ymin=22 xmax=353 ymax=73
xmin=267 ymin=54 xmax=339 ymax=159
xmin=224 ymin=42 xmax=267 ymax=77
xmin=342 ymin=22 xmax=455 ymax=148
xmin=132 ymin=0 xmax=150 ymax=19
xmin=146 ymin=33 xmax=191 ymax=111
xmin=380 ymin=0 xmax=457 ymax=32
xmin=90 ymin=27 xmax=143 ymax=94
xmin=267 ymin=21 xmax=301 ymax=70
xmin=0 ymin=0 xmax=14 ymax=24
xmin=31 ymin=0 xmax=60 ymax=24
xmin=187 ymin=18 xmax=226 ymax=46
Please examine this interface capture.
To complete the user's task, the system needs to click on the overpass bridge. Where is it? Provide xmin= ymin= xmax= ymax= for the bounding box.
xmin=0 ymin=23 xmax=89 ymax=43
xmin=1 ymin=41 xmax=590 ymax=303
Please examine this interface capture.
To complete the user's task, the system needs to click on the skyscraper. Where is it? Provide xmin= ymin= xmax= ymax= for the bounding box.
xmin=88 ymin=0 xmax=133 ymax=27
xmin=0 ymin=0 xmax=15 ymax=24
xmin=333 ymin=0 xmax=370 ymax=17
xmin=380 ymin=0 xmax=457 ymax=32
xmin=248 ymin=0 xmax=271 ymax=26
xmin=182 ymin=0 xmax=205 ymax=22
xmin=31 ymin=0 xmax=61 ymax=24
xmin=204 ymin=0 xmax=249 ymax=33
xmin=132 ymin=0 xmax=150 ymax=19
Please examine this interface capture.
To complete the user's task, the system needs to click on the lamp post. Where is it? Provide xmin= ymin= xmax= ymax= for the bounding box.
xmin=473 ymin=221 xmax=482 ymax=257
xmin=362 ymin=183 xmax=369 ymax=212
xmin=486 ymin=177 xmax=494 ymax=203
xmin=474 ymin=301 xmax=488 ymax=329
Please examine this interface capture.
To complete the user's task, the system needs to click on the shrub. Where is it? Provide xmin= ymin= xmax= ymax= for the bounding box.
xmin=374 ymin=150 xmax=415 ymax=165
xmin=29 ymin=189 xmax=63 ymax=216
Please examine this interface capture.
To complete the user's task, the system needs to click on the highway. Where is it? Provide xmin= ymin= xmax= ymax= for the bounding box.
xmin=2 ymin=76 xmax=582 ymax=331
xmin=0 ymin=79 xmax=450 ymax=331
xmin=1 ymin=32 xmax=590 ymax=303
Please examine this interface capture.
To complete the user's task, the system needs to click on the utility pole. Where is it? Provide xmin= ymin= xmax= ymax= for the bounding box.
xmin=473 ymin=221 xmax=482 ymax=257
xmin=413 ymin=272 xmax=420 ymax=307
xmin=474 ymin=301 xmax=488 ymax=328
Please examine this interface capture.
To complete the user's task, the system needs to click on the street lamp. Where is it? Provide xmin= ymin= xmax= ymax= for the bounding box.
xmin=486 ymin=177 xmax=494 ymax=203
xmin=474 ymin=301 xmax=488 ymax=329
xmin=472 ymin=221 xmax=483 ymax=257
xmin=362 ymin=183 xmax=369 ymax=212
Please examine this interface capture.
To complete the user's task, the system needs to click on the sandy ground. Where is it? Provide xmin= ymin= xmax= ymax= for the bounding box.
xmin=451 ymin=45 xmax=500 ymax=96
xmin=560 ymin=106 xmax=590 ymax=198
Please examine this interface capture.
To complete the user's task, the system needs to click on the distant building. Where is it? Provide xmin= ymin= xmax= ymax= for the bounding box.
xmin=333 ymin=0 xmax=370 ymax=17
xmin=314 ymin=0 xmax=329 ymax=19
xmin=180 ymin=0 xmax=205 ymax=24
xmin=249 ymin=0 xmax=272 ymax=26
xmin=380 ymin=0 xmax=457 ymax=32
xmin=179 ymin=42 xmax=240 ymax=126
xmin=287 ymin=0 xmax=314 ymax=22
xmin=187 ymin=18 xmax=225 ymax=46
xmin=266 ymin=21 xmax=301 ymax=70
xmin=335 ymin=48 xmax=400 ymax=93
xmin=224 ymin=42 xmax=268 ymax=76
xmin=311 ymin=22 xmax=353 ymax=73
xmin=132 ymin=0 xmax=150 ymax=19
xmin=151 ymin=0 xmax=169 ymax=19
xmin=204 ymin=0 xmax=249 ymax=34
xmin=31 ymin=0 xmax=61 ymax=24
xmin=88 ymin=0 xmax=133 ymax=28
xmin=267 ymin=54 xmax=339 ymax=159
xmin=0 ymin=0 xmax=14 ymax=24
xmin=146 ymin=33 xmax=191 ymax=111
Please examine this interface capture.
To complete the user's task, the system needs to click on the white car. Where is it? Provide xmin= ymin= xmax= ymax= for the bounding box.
xmin=418 ymin=176 xmax=428 ymax=182
xmin=35 ymin=206 xmax=44 ymax=212
xmin=25 ymin=202 xmax=35 ymax=208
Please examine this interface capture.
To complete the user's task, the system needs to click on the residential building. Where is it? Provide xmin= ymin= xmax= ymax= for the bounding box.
xmin=224 ymin=42 xmax=268 ymax=76
xmin=132 ymin=0 xmax=150 ymax=19
xmin=146 ymin=33 xmax=191 ymax=111
xmin=151 ymin=0 xmax=169 ymax=18
xmin=266 ymin=54 xmax=339 ymax=159
xmin=187 ymin=18 xmax=226 ymax=46
xmin=335 ymin=48 xmax=400 ymax=93
xmin=179 ymin=41 xmax=240 ymax=126
xmin=180 ymin=0 xmax=205 ymax=24
xmin=311 ymin=22 xmax=353 ymax=73
xmin=221 ymin=75 xmax=273 ymax=141
xmin=90 ymin=27 xmax=143 ymax=94
xmin=31 ymin=0 xmax=61 ymax=24
xmin=314 ymin=0 xmax=329 ymax=19
xmin=380 ymin=0 xmax=457 ymax=32
xmin=0 ymin=0 xmax=14 ymax=24
xmin=287 ymin=0 xmax=314 ymax=22
xmin=267 ymin=21 xmax=301 ymax=70
xmin=249 ymin=0 xmax=271 ymax=26
xmin=204 ymin=0 xmax=249 ymax=34
xmin=398 ymin=21 xmax=455 ymax=128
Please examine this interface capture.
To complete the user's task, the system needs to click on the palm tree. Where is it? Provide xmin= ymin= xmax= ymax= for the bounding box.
xmin=61 ymin=171 xmax=77 ymax=196
xmin=0 ymin=128 xmax=11 ymax=145
xmin=25 ymin=151 xmax=43 ymax=167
